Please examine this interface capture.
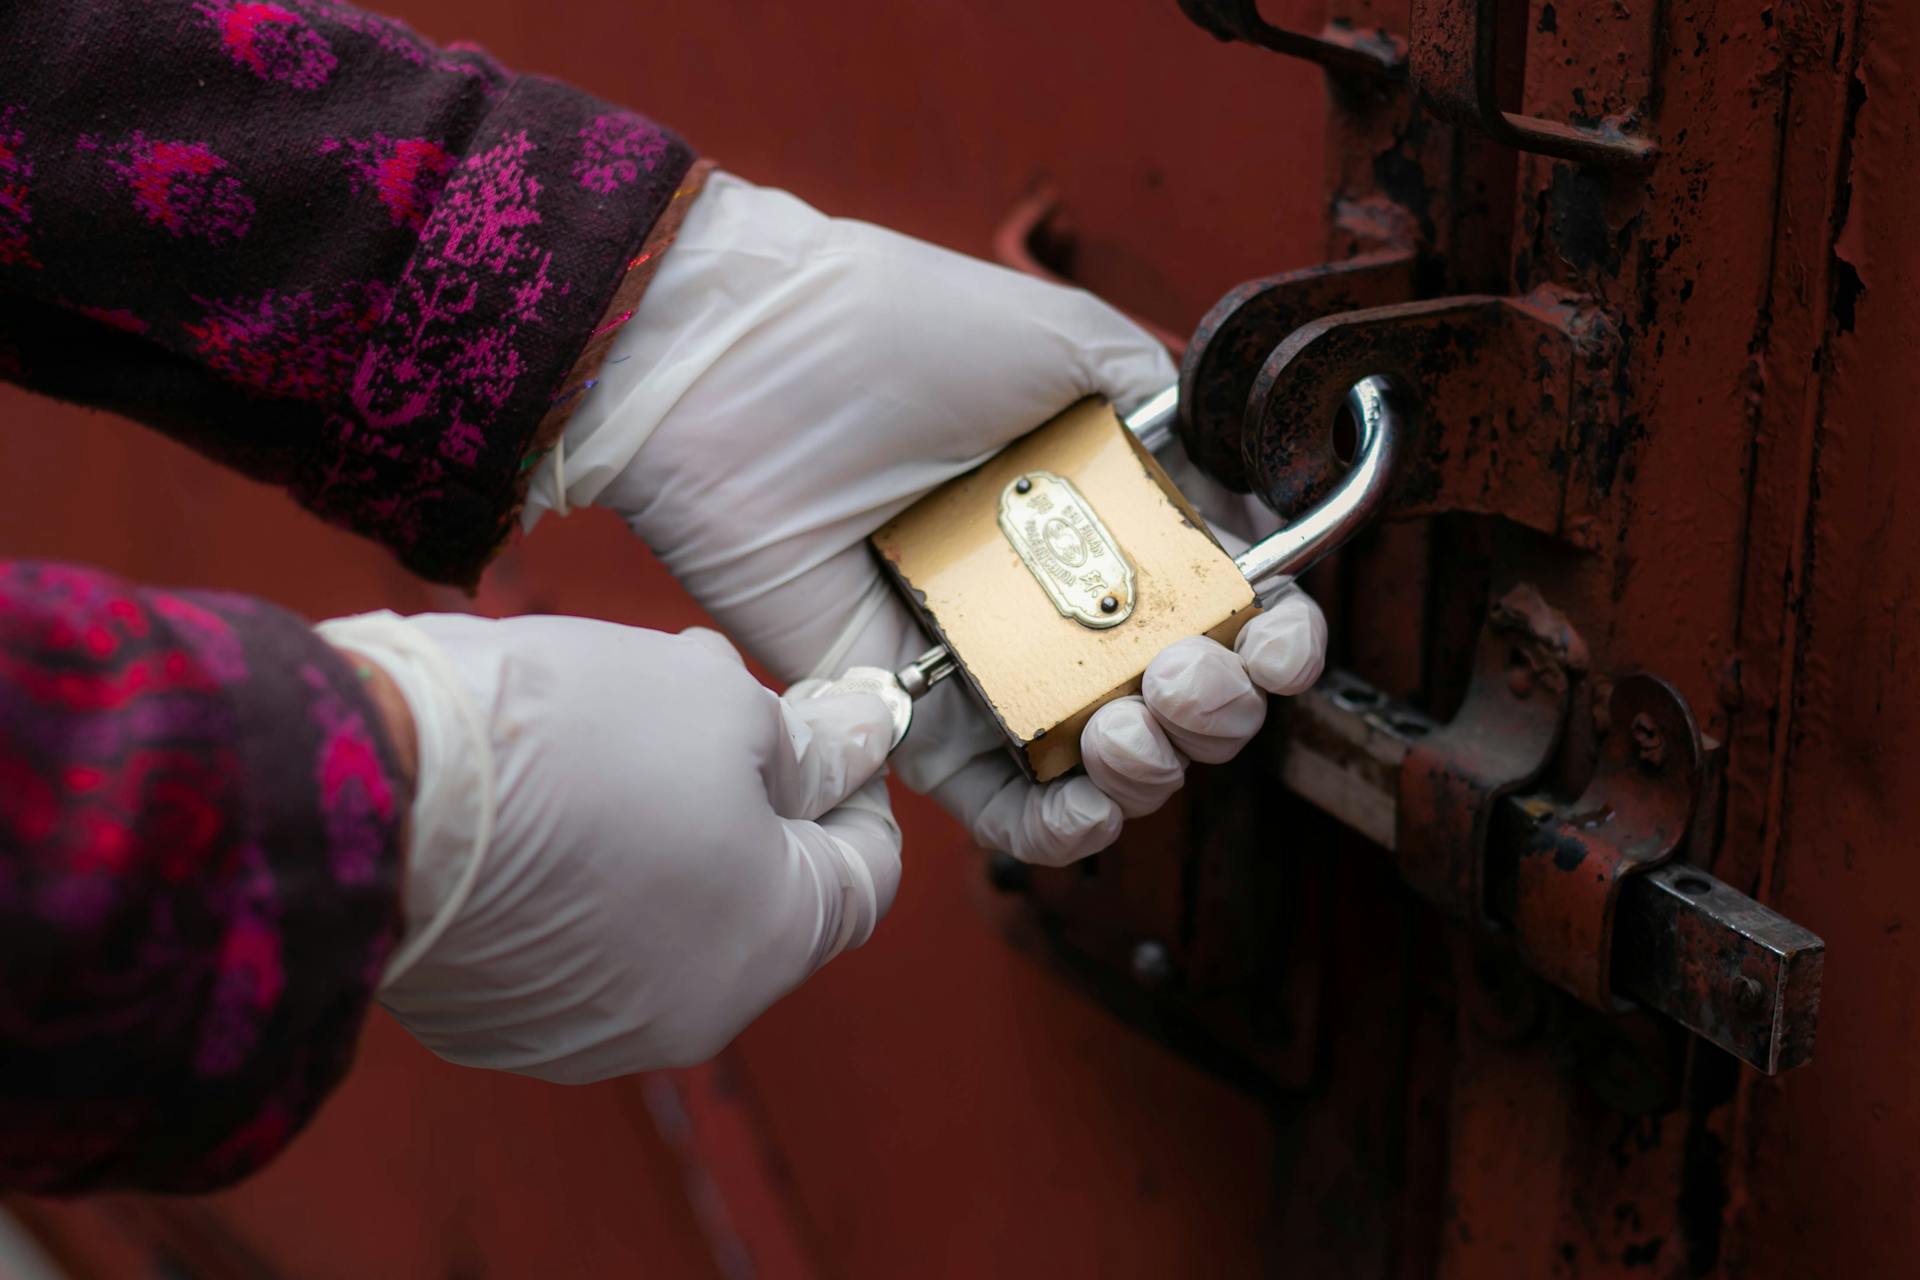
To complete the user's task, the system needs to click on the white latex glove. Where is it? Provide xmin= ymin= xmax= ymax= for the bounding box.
xmin=525 ymin=171 xmax=1327 ymax=865
xmin=316 ymin=610 xmax=899 ymax=1082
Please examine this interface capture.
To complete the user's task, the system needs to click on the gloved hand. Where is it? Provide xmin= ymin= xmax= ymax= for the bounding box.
xmin=526 ymin=171 xmax=1327 ymax=865
xmin=317 ymin=610 xmax=899 ymax=1082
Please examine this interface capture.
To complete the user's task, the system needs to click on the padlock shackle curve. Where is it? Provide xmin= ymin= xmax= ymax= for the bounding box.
xmin=1232 ymin=374 xmax=1407 ymax=605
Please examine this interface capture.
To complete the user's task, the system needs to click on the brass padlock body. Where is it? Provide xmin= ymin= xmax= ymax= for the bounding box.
xmin=872 ymin=398 xmax=1258 ymax=781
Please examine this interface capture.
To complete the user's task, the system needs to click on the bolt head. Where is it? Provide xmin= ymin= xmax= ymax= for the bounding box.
xmin=1015 ymin=477 xmax=1033 ymax=494
xmin=1130 ymin=939 xmax=1176 ymax=990
xmin=1100 ymin=594 xmax=1120 ymax=613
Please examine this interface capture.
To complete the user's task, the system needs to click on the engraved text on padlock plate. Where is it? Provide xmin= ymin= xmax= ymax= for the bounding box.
xmin=997 ymin=471 xmax=1136 ymax=629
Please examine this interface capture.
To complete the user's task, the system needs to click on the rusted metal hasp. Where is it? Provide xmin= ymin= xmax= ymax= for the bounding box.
xmin=1236 ymin=295 xmax=1612 ymax=541
xmin=1277 ymin=668 xmax=1825 ymax=1074
xmin=1174 ymin=0 xmax=1405 ymax=79
xmin=1243 ymin=293 xmax=1612 ymax=542
xmin=1178 ymin=250 xmax=1417 ymax=493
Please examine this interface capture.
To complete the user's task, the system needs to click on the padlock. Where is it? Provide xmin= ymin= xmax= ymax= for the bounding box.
xmin=822 ymin=375 xmax=1406 ymax=781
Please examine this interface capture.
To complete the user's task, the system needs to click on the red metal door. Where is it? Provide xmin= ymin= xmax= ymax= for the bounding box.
xmin=6 ymin=2 xmax=1918 ymax=1278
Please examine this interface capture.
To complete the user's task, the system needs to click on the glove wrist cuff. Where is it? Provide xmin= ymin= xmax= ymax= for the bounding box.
xmin=315 ymin=611 xmax=496 ymax=989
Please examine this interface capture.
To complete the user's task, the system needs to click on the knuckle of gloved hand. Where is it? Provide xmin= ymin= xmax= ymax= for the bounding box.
xmin=1027 ymin=780 xmax=1122 ymax=866
xmin=1085 ymin=699 xmax=1181 ymax=779
xmin=1142 ymin=637 xmax=1256 ymax=729
xmin=1085 ymin=759 xmax=1177 ymax=821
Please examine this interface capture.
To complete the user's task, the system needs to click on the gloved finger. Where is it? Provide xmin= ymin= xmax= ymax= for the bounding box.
xmin=1140 ymin=636 xmax=1268 ymax=764
xmin=770 ymin=690 xmax=897 ymax=821
xmin=1081 ymin=696 xmax=1188 ymax=819
xmin=781 ymin=774 xmax=903 ymax=974
xmin=1235 ymin=586 xmax=1328 ymax=695
xmin=1055 ymin=289 xmax=1178 ymax=415
xmin=932 ymin=751 xmax=1124 ymax=867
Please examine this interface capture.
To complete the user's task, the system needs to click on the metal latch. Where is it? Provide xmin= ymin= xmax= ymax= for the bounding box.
xmin=1168 ymin=267 xmax=1826 ymax=1074
xmin=1284 ymin=663 xmax=1823 ymax=1074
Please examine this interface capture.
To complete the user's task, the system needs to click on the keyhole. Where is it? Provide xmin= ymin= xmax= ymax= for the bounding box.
xmin=1330 ymin=401 xmax=1359 ymax=467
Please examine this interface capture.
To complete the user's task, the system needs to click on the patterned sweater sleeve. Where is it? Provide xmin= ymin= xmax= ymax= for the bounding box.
xmin=0 ymin=0 xmax=699 ymax=585
xmin=0 ymin=560 xmax=408 ymax=1193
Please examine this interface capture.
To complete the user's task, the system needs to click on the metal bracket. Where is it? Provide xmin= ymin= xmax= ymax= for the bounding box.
xmin=1244 ymin=292 xmax=1612 ymax=544
xmin=1280 ymin=668 xmax=1825 ymax=1074
xmin=1395 ymin=584 xmax=1588 ymax=922
xmin=1178 ymin=250 xmax=1417 ymax=493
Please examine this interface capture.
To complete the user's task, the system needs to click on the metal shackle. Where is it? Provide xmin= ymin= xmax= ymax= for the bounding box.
xmin=1130 ymin=376 xmax=1407 ymax=604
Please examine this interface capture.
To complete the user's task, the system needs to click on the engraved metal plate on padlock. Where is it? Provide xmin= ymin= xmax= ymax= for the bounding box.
xmin=851 ymin=377 xmax=1405 ymax=782
xmin=996 ymin=471 xmax=1136 ymax=628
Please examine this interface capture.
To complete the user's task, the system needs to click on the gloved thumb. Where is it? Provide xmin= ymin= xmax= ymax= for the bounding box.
xmin=773 ymin=688 xmax=896 ymax=821
xmin=782 ymin=775 xmax=904 ymax=971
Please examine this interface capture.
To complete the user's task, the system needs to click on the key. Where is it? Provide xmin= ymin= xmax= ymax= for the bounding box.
xmin=808 ymin=645 xmax=957 ymax=751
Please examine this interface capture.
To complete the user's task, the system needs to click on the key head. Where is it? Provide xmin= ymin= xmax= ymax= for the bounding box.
xmin=812 ymin=667 xmax=914 ymax=751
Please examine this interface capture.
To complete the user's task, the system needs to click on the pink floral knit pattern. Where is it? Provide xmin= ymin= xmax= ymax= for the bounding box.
xmin=317 ymin=127 xmax=556 ymax=531
xmin=0 ymin=106 xmax=37 ymax=269
xmin=0 ymin=13 xmax=692 ymax=1195
xmin=185 ymin=281 xmax=392 ymax=402
xmin=302 ymin=662 xmax=395 ymax=887
xmin=319 ymin=134 xmax=456 ymax=230
xmin=7 ymin=0 xmax=692 ymax=584
xmin=195 ymin=0 xmax=337 ymax=90
xmin=573 ymin=112 xmax=670 ymax=194
xmin=295 ymin=0 xmax=503 ymax=84
xmin=79 ymin=132 xmax=254 ymax=244
xmin=0 ymin=562 xmax=404 ymax=1194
